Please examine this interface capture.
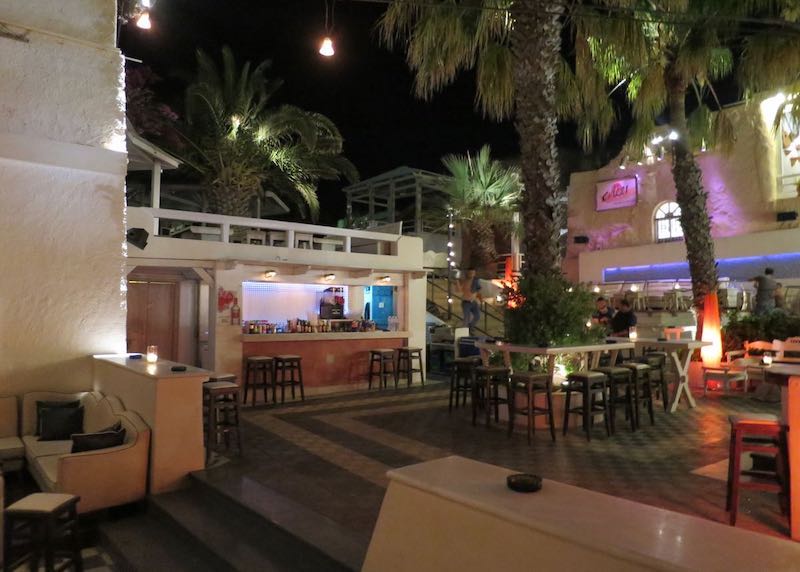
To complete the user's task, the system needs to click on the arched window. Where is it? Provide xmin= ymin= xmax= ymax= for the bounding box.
xmin=654 ymin=201 xmax=683 ymax=242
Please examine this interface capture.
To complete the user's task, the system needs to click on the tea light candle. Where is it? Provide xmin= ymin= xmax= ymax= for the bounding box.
xmin=628 ymin=326 xmax=638 ymax=340
xmin=146 ymin=345 xmax=158 ymax=363
xmin=763 ymin=354 xmax=773 ymax=366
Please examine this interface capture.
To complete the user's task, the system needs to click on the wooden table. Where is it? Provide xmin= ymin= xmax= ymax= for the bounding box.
xmin=475 ymin=340 xmax=635 ymax=380
xmin=764 ymin=364 xmax=800 ymax=541
xmin=607 ymin=337 xmax=711 ymax=413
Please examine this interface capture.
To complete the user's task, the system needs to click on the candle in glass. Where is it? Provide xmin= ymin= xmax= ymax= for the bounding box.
xmin=763 ymin=354 xmax=773 ymax=366
xmin=628 ymin=326 xmax=638 ymax=340
xmin=146 ymin=345 xmax=158 ymax=363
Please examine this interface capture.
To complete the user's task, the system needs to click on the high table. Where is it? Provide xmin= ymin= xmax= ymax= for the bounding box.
xmin=475 ymin=340 xmax=636 ymax=377
xmin=764 ymin=364 xmax=800 ymax=541
xmin=608 ymin=337 xmax=711 ymax=413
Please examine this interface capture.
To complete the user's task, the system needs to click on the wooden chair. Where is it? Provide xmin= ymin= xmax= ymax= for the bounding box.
xmin=725 ymin=340 xmax=774 ymax=362
xmin=773 ymin=339 xmax=800 ymax=363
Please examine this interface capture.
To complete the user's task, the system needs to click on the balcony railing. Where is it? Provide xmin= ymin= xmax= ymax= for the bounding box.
xmin=130 ymin=207 xmax=402 ymax=255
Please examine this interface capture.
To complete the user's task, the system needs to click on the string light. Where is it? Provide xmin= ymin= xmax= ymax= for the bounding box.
xmin=136 ymin=11 xmax=151 ymax=29
xmin=319 ymin=0 xmax=336 ymax=57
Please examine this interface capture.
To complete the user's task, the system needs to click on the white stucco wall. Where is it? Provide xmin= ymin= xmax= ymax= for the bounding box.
xmin=565 ymin=102 xmax=800 ymax=281
xmin=0 ymin=1 xmax=126 ymax=395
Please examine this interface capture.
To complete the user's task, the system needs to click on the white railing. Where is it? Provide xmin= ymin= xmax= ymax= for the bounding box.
xmin=132 ymin=207 xmax=402 ymax=255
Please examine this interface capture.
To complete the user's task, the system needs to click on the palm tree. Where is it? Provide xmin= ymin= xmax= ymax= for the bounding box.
xmin=182 ymin=46 xmax=358 ymax=219
xmin=380 ymin=1 xmax=565 ymax=277
xmin=442 ymin=145 xmax=522 ymax=274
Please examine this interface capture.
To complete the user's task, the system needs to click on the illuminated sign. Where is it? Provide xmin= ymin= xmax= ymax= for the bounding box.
xmin=596 ymin=177 xmax=638 ymax=211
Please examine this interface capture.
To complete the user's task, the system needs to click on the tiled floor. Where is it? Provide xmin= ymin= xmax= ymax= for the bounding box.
xmin=237 ymin=381 xmax=789 ymax=541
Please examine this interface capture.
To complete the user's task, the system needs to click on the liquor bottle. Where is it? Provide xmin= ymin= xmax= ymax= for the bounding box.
xmin=230 ymin=297 xmax=241 ymax=326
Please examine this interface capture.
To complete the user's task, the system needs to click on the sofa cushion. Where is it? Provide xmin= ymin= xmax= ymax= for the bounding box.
xmin=82 ymin=393 xmax=118 ymax=434
xmin=22 ymin=435 xmax=72 ymax=462
xmin=71 ymin=427 xmax=126 ymax=454
xmin=40 ymin=407 xmax=84 ymax=441
xmin=0 ymin=396 xmax=18 ymax=439
xmin=21 ymin=392 xmax=88 ymax=436
xmin=36 ymin=400 xmax=81 ymax=435
xmin=30 ymin=455 xmax=60 ymax=491
xmin=0 ymin=436 xmax=24 ymax=461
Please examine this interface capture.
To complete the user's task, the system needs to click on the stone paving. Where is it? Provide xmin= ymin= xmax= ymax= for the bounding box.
xmin=237 ymin=381 xmax=788 ymax=541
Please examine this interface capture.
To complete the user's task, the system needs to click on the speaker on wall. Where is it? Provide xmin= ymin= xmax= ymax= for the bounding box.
xmin=574 ymin=235 xmax=590 ymax=244
xmin=126 ymin=227 xmax=149 ymax=250
xmin=777 ymin=211 xmax=798 ymax=222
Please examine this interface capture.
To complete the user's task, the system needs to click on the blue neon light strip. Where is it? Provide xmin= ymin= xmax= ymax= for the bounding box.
xmin=603 ymin=252 xmax=800 ymax=282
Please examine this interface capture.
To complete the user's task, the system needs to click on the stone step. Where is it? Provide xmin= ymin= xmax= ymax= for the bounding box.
xmin=146 ymin=467 xmax=367 ymax=572
xmin=99 ymin=511 xmax=225 ymax=572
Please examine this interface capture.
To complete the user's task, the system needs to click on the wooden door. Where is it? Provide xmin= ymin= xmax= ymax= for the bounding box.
xmin=127 ymin=281 xmax=177 ymax=360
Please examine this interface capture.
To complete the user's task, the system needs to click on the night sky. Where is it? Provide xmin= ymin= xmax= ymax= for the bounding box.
xmin=119 ymin=0 xmax=619 ymax=224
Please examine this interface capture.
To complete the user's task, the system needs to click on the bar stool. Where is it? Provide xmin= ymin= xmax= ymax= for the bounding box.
xmin=592 ymin=366 xmax=635 ymax=433
xmin=449 ymin=356 xmax=481 ymax=411
xmin=471 ymin=365 xmax=510 ymax=427
xmin=562 ymin=370 xmax=611 ymax=441
xmin=635 ymin=352 xmax=669 ymax=412
xmin=4 ymin=493 xmax=82 ymax=572
xmin=396 ymin=347 xmax=425 ymax=388
xmin=203 ymin=376 xmax=242 ymax=462
xmin=243 ymin=356 xmax=273 ymax=406
xmin=273 ymin=355 xmax=305 ymax=403
xmin=508 ymin=371 xmax=555 ymax=444
xmin=726 ymin=414 xmax=787 ymax=526
xmin=620 ymin=362 xmax=655 ymax=427
xmin=368 ymin=349 xmax=396 ymax=390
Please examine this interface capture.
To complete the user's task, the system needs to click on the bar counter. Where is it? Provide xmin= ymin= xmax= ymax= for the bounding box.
xmin=241 ymin=331 xmax=411 ymax=392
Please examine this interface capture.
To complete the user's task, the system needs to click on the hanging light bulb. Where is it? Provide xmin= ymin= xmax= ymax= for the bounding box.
xmin=136 ymin=11 xmax=152 ymax=29
xmin=319 ymin=36 xmax=335 ymax=57
xmin=668 ymin=130 xmax=679 ymax=141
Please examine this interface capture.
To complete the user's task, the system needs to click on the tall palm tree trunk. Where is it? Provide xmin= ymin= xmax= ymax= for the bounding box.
xmin=467 ymin=219 xmax=499 ymax=276
xmin=511 ymin=0 xmax=565 ymax=277
xmin=667 ymin=73 xmax=718 ymax=312
xmin=208 ymin=184 xmax=254 ymax=218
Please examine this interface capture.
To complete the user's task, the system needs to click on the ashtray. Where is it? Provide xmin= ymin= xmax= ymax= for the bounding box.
xmin=171 ymin=365 xmax=187 ymax=372
xmin=506 ymin=473 xmax=542 ymax=493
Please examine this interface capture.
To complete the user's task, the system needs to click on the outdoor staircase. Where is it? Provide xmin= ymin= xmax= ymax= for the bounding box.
xmin=100 ymin=467 xmax=367 ymax=571
xmin=426 ymin=275 xmax=506 ymax=338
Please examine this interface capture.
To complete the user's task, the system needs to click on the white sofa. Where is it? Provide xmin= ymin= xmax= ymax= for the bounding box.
xmin=21 ymin=391 xmax=150 ymax=513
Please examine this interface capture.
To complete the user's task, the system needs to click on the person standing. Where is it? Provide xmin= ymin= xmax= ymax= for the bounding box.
xmin=753 ymin=267 xmax=778 ymax=315
xmin=459 ymin=268 xmax=483 ymax=334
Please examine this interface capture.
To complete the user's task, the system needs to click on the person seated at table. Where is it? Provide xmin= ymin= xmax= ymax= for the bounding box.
xmin=610 ymin=299 xmax=637 ymax=336
xmin=592 ymin=297 xmax=615 ymax=328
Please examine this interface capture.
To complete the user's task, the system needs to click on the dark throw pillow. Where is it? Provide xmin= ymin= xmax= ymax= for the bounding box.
xmin=39 ymin=406 xmax=84 ymax=441
xmin=35 ymin=400 xmax=80 ymax=435
xmin=71 ymin=427 xmax=126 ymax=453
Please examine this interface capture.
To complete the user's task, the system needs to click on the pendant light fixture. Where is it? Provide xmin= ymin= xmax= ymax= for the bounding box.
xmin=319 ymin=0 xmax=336 ymax=57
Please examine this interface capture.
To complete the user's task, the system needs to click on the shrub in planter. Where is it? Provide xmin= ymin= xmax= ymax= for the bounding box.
xmin=723 ymin=310 xmax=800 ymax=353
xmin=505 ymin=274 xmax=603 ymax=348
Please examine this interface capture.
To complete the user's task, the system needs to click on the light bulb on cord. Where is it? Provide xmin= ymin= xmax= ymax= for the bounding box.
xmin=136 ymin=11 xmax=152 ymax=29
xmin=319 ymin=36 xmax=335 ymax=57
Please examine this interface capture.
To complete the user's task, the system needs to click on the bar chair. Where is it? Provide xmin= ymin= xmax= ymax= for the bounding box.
xmin=368 ymin=349 xmax=396 ymax=390
xmin=243 ymin=356 xmax=273 ymax=406
xmin=726 ymin=414 xmax=788 ymax=526
xmin=396 ymin=347 xmax=425 ymax=388
xmin=203 ymin=376 xmax=243 ymax=462
xmin=592 ymin=366 xmax=635 ymax=433
xmin=4 ymin=493 xmax=83 ymax=572
xmin=449 ymin=356 xmax=481 ymax=411
xmin=471 ymin=365 xmax=510 ymax=428
xmin=508 ymin=371 xmax=556 ymax=444
xmin=619 ymin=362 xmax=655 ymax=427
xmin=562 ymin=370 xmax=611 ymax=441
xmin=634 ymin=353 xmax=669 ymax=412
xmin=274 ymin=355 xmax=305 ymax=403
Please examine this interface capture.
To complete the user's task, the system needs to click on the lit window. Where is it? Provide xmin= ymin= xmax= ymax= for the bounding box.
xmin=654 ymin=201 xmax=683 ymax=242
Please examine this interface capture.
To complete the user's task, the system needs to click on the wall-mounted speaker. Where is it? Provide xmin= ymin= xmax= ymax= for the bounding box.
xmin=126 ymin=227 xmax=149 ymax=250
xmin=574 ymin=235 xmax=590 ymax=244
xmin=777 ymin=211 xmax=798 ymax=222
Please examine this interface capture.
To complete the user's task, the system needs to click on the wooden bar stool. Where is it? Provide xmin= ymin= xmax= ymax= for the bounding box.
xmin=562 ymin=370 xmax=611 ymax=441
xmin=4 ymin=493 xmax=82 ymax=572
xmin=203 ymin=378 xmax=242 ymax=462
xmin=396 ymin=347 xmax=425 ymax=388
xmin=726 ymin=414 xmax=788 ymax=526
xmin=243 ymin=356 xmax=273 ymax=406
xmin=274 ymin=355 xmax=305 ymax=403
xmin=508 ymin=371 xmax=556 ymax=444
xmin=620 ymin=362 xmax=655 ymax=428
xmin=634 ymin=353 xmax=669 ymax=412
xmin=368 ymin=349 xmax=396 ymax=390
xmin=593 ymin=366 xmax=635 ymax=433
xmin=450 ymin=356 xmax=481 ymax=411
xmin=471 ymin=365 xmax=510 ymax=428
